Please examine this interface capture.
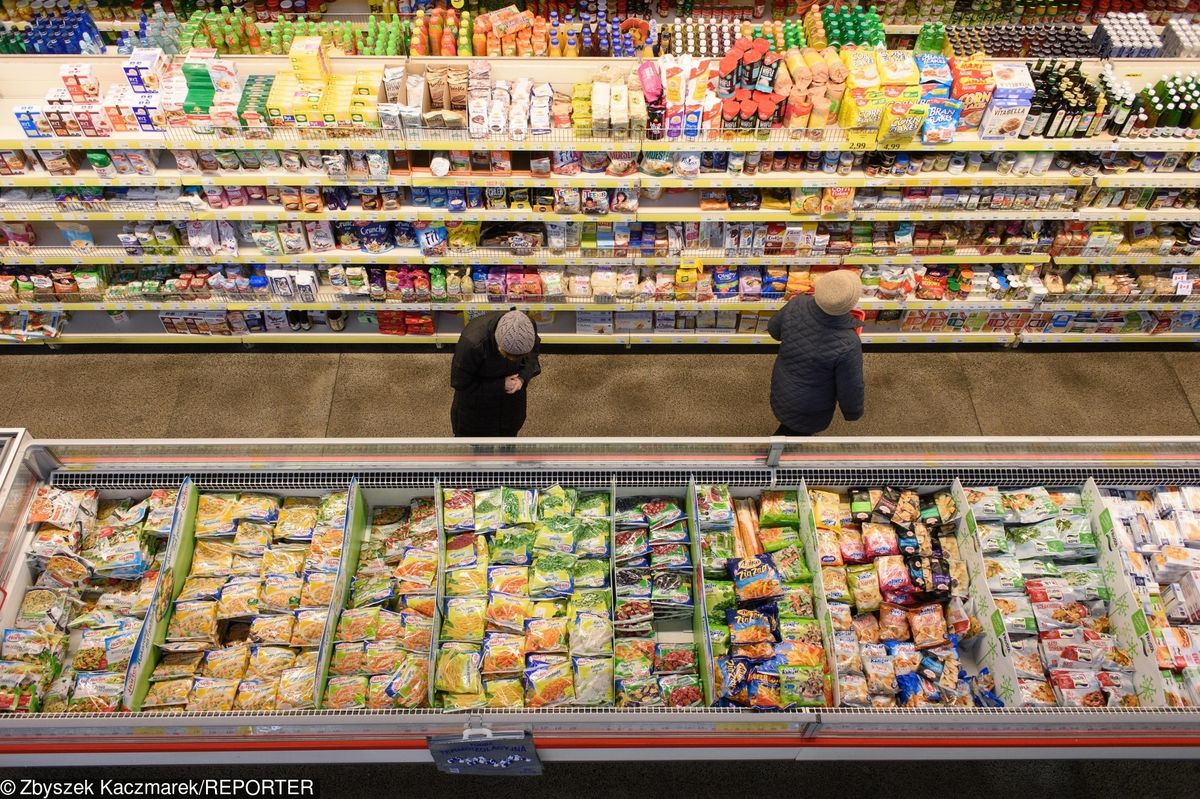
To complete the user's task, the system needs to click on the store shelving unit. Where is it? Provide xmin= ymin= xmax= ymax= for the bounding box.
xmin=0 ymin=434 xmax=1199 ymax=765
xmin=2 ymin=54 xmax=1200 ymax=346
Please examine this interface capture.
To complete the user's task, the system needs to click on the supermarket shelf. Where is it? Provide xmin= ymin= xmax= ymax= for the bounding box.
xmin=39 ymin=325 xmax=1029 ymax=347
xmin=843 ymin=254 xmax=1050 ymax=265
xmin=624 ymin=331 xmax=1015 ymax=345
xmin=627 ymin=332 xmax=774 ymax=345
xmin=1052 ymin=255 xmax=1200 ymax=265
xmin=0 ymin=247 xmax=672 ymax=266
xmin=1095 ymin=171 xmax=1200 ymax=188
xmin=51 ymin=331 xmax=246 ymax=345
xmin=860 ymin=331 xmax=1017 ymax=344
xmin=0 ymin=298 xmax=1051 ymax=314
xmin=404 ymin=130 xmax=630 ymax=151
xmin=5 ymin=173 xmax=182 ymax=188
xmin=2 ymin=169 xmax=416 ymax=188
xmin=645 ymin=171 xmax=1091 ymax=189
xmin=410 ymin=172 xmax=635 ymax=189
xmin=859 ymin=299 xmax=1033 ymax=311
xmin=1040 ymin=301 xmax=1200 ymax=312
xmin=1076 ymin=206 xmax=1200 ymax=222
xmin=1020 ymin=331 xmax=1200 ymax=344
xmin=636 ymin=207 xmax=1080 ymax=223
xmin=0 ymin=204 xmax=1116 ymax=223
xmin=244 ymin=332 xmax=449 ymax=344
xmin=10 ymin=130 xmax=1195 ymax=153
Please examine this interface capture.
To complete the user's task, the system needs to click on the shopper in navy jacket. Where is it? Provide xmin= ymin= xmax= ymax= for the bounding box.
xmin=450 ymin=310 xmax=542 ymax=437
xmin=767 ymin=270 xmax=865 ymax=436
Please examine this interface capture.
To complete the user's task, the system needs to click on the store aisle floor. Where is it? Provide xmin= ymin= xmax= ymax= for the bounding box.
xmin=3 ymin=347 xmax=1200 ymax=438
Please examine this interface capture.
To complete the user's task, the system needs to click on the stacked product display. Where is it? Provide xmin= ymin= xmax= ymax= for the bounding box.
xmin=5 ymin=471 xmax=1198 ymax=714
xmin=0 ymin=11 xmax=1198 ymax=346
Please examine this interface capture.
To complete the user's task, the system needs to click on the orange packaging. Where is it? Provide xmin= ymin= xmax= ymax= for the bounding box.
xmin=949 ymin=57 xmax=994 ymax=132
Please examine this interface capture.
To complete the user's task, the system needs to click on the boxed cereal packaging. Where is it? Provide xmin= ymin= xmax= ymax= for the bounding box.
xmin=949 ymin=57 xmax=994 ymax=132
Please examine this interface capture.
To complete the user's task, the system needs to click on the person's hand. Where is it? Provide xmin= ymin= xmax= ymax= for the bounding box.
xmin=504 ymin=375 xmax=523 ymax=394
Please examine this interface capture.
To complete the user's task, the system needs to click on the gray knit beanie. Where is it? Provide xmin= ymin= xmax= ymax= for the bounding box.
xmin=494 ymin=311 xmax=536 ymax=355
xmin=814 ymin=270 xmax=863 ymax=316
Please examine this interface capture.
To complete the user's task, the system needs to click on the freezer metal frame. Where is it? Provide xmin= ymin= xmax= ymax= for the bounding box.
xmin=2 ymin=434 xmax=1200 ymax=764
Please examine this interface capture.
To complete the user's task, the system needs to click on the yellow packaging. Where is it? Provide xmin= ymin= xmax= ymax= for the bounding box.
xmin=877 ymin=51 xmax=919 ymax=86
xmin=288 ymin=37 xmax=331 ymax=85
xmin=266 ymin=74 xmax=299 ymax=125
xmin=809 ymin=489 xmax=842 ymax=531
xmin=837 ymin=87 xmax=878 ymax=129
xmin=820 ymin=186 xmax=855 ymax=215
xmin=675 ymin=259 xmax=700 ymax=300
xmin=878 ymin=93 xmax=928 ymax=143
xmin=841 ymin=48 xmax=880 ymax=89
xmin=353 ymin=70 xmax=382 ymax=96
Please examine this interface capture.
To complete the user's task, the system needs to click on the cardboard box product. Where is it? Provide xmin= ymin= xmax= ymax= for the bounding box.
xmin=123 ymin=48 xmax=166 ymax=93
xmin=576 ymin=311 xmax=614 ymax=335
xmin=60 ymin=63 xmax=100 ymax=103
xmin=614 ymin=311 xmax=653 ymax=332
xmin=991 ymin=62 xmax=1036 ymax=101
xmin=979 ymin=97 xmax=1031 ymax=140
xmin=950 ymin=58 xmax=994 ymax=131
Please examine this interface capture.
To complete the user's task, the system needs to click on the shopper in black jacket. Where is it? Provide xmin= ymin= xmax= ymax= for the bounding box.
xmin=768 ymin=270 xmax=865 ymax=436
xmin=450 ymin=310 xmax=542 ymax=437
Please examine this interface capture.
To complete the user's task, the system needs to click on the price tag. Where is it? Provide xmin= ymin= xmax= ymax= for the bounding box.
xmin=845 ymin=129 xmax=876 ymax=151
xmin=876 ymin=140 xmax=906 ymax=152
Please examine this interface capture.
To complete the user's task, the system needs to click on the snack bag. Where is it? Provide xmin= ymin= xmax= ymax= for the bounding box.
xmin=524 ymin=655 xmax=574 ymax=708
xmin=614 ymin=638 xmax=655 ymax=681
xmin=502 ymin=487 xmax=538 ymax=525
xmin=485 ymin=592 xmax=532 ymax=634
xmin=490 ymin=527 xmax=534 ymax=566
xmin=573 ymin=656 xmax=615 ymax=706
xmin=538 ymin=485 xmax=577 ymax=519
xmin=728 ymin=604 xmax=780 ymax=645
xmin=442 ymin=488 xmax=475 ymax=532
xmin=759 ymin=491 xmax=800 ymax=528
xmin=525 ymin=616 xmax=569 ymax=653
xmin=727 ymin=554 xmax=785 ymax=604
xmin=385 ymin=657 xmax=429 ymax=708
xmin=435 ymin=643 xmax=483 ymax=695
xmin=474 ymin=488 xmax=504 ymax=532
xmin=616 ymin=676 xmax=663 ymax=707
xmin=441 ymin=596 xmax=487 ymax=643
xmin=484 ymin=677 xmax=525 ymax=709
xmin=482 ymin=633 xmax=525 ymax=675
xmin=780 ymin=664 xmax=826 ymax=708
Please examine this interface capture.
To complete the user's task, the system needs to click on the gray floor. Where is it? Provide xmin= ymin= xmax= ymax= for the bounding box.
xmin=4 ymin=347 xmax=1200 ymax=438
xmin=14 ymin=758 xmax=1200 ymax=798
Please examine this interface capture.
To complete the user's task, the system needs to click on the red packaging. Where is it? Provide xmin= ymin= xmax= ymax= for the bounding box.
xmin=950 ymin=57 xmax=994 ymax=131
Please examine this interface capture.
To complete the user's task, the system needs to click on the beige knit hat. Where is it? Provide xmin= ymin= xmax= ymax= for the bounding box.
xmin=495 ymin=310 xmax=536 ymax=355
xmin=814 ymin=270 xmax=863 ymax=316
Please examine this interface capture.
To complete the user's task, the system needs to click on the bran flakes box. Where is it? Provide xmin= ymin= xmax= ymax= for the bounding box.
xmin=950 ymin=58 xmax=994 ymax=132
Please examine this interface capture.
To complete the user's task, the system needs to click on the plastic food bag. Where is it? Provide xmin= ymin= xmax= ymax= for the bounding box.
xmin=435 ymin=643 xmax=483 ymax=695
xmin=524 ymin=655 xmax=574 ymax=708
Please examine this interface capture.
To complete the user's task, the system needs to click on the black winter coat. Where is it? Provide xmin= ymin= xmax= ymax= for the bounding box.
xmin=450 ymin=312 xmax=542 ymax=437
xmin=767 ymin=295 xmax=865 ymax=434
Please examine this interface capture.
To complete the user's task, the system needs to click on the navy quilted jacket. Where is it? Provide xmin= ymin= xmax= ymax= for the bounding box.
xmin=767 ymin=295 xmax=865 ymax=434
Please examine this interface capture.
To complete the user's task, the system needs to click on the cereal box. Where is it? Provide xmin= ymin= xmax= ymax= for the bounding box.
xmin=950 ymin=57 xmax=994 ymax=132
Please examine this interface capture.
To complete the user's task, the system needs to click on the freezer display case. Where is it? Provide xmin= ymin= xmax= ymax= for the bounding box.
xmin=0 ymin=435 xmax=1199 ymax=766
